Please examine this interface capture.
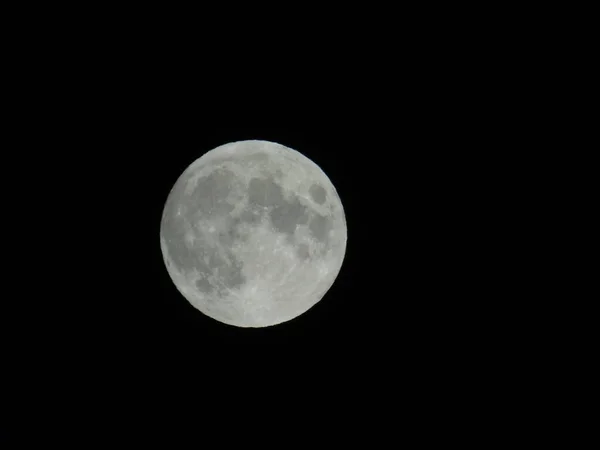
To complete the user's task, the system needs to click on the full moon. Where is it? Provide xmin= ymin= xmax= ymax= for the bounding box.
xmin=160 ymin=140 xmax=347 ymax=327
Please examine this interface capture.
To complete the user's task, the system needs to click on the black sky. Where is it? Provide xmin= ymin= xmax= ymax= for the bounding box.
xmin=4 ymin=23 xmax=514 ymax=443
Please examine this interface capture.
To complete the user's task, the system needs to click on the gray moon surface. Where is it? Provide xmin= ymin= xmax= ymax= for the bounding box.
xmin=160 ymin=140 xmax=347 ymax=328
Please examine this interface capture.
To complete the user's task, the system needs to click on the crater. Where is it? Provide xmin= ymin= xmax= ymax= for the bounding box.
xmin=309 ymin=183 xmax=327 ymax=205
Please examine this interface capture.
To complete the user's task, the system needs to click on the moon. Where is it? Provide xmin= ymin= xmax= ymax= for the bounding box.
xmin=160 ymin=140 xmax=347 ymax=327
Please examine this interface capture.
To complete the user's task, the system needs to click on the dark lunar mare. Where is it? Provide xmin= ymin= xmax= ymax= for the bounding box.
xmin=296 ymin=243 xmax=310 ymax=260
xmin=188 ymin=168 xmax=236 ymax=217
xmin=308 ymin=213 xmax=332 ymax=244
xmin=248 ymin=177 xmax=286 ymax=207
xmin=270 ymin=199 xmax=310 ymax=235
xmin=309 ymin=183 xmax=327 ymax=204
xmin=246 ymin=174 xmax=334 ymax=254
xmin=163 ymin=168 xmax=248 ymax=294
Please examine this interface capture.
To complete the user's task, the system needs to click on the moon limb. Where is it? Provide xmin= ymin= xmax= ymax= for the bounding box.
xmin=160 ymin=140 xmax=347 ymax=327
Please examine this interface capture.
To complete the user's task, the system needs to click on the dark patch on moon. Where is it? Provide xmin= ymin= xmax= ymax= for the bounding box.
xmin=195 ymin=277 xmax=214 ymax=293
xmin=161 ymin=191 xmax=189 ymax=244
xmin=164 ymin=236 xmax=200 ymax=274
xmin=188 ymin=168 xmax=235 ymax=217
xmin=238 ymin=208 xmax=262 ymax=226
xmin=217 ymin=218 xmax=245 ymax=247
xmin=217 ymin=227 xmax=236 ymax=247
xmin=296 ymin=243 xmax=310 ymax=260
xmin=214 ymin=256 xmax=246 ymax=291
xmin=248 ymin=177 xmax=285 ymax=207
xmin=221 ymin=208 xmax=264 ymax=246
xmin=165 ymin=225 xmax=247 ymax=295
xmin=309 ymin=213 xmax=332 ymax=244
xmin=270 ymin=199 xmax=309 ymax=236
xmin=309 ymin=183 xmax=327 ymax=204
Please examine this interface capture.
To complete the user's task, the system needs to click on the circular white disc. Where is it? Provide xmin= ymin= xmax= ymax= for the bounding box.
xmin=160 ymin=140 xmax=347 ymax=327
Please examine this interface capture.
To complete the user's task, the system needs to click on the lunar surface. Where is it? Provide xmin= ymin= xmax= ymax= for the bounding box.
xmin=160 ymin=140 xmax=347 ymax=327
